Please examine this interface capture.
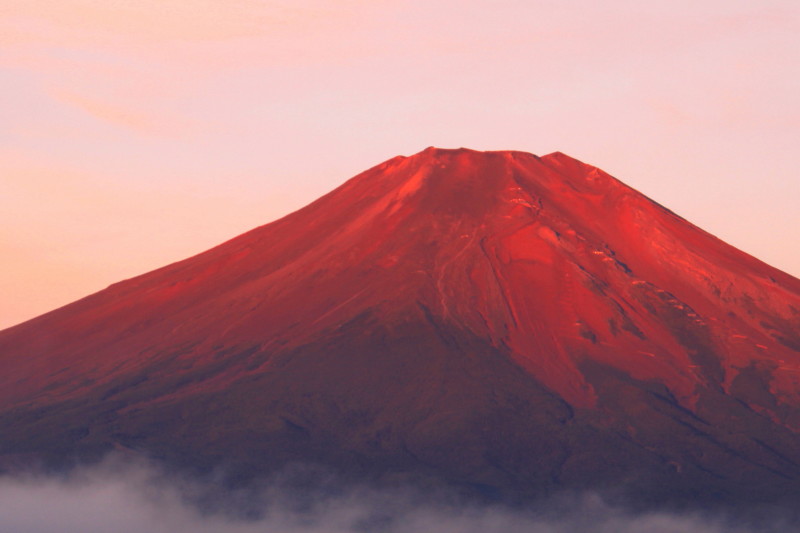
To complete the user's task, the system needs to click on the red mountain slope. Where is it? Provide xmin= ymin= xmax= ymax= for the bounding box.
xmin=2 ymin=147 xmax=800 ymax=505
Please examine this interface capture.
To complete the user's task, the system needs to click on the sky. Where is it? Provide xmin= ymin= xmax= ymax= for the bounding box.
xmin=2 ymin=0 xmax=799 ymax=330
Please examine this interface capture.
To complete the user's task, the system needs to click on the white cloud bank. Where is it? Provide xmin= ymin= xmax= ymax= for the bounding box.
xmin=0 ymin=456 xmax=793 ymax=533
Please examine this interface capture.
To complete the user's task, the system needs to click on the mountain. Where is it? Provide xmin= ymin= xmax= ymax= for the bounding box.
xmin=2 ymin=147 xmax=800 ymax=507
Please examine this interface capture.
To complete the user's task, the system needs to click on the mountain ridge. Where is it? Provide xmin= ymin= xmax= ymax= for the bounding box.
xmin=2 ymin=147 xmax=800 ymax=506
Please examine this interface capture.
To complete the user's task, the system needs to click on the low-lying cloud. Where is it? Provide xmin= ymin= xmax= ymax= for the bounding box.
xmin=0 ymin=456 xmax=793 ymax=533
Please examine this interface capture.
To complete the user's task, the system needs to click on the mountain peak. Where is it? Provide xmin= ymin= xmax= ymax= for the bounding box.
xmin=1 ymin=149 xmax=799 ymax=506
xmin=392 ymin=147 xmax=619 ymax=195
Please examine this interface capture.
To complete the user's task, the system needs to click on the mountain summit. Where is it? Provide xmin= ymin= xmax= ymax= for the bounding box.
xmin=2 ymin=147 xmax=800 ymax=505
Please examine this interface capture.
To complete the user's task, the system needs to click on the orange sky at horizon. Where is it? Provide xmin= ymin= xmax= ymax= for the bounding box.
xmin=2 ymin=0 xmax=799 ymax=329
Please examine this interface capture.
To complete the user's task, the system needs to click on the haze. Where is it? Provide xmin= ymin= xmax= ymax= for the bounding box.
xmin=2 ymin=0 xmax=799 ymax=329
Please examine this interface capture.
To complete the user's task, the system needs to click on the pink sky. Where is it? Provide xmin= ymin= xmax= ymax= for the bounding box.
xmin=2 ymin=1 xmax=799 ymax=329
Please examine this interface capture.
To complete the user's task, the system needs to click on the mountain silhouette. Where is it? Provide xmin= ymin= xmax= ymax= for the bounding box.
xmin=2 ymin=147 xmax=800 ymax=507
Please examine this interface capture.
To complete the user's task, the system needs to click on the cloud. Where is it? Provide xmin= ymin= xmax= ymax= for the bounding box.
xmin=0 ymin=455 xmax=793 ymax=533
xmin=47 ymin=87 xmax=193 ymax=136
xmin=2 ymin=0 xmax=385 ymax=47
xmin=3 ymin=0 xmax=270 ymax=42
